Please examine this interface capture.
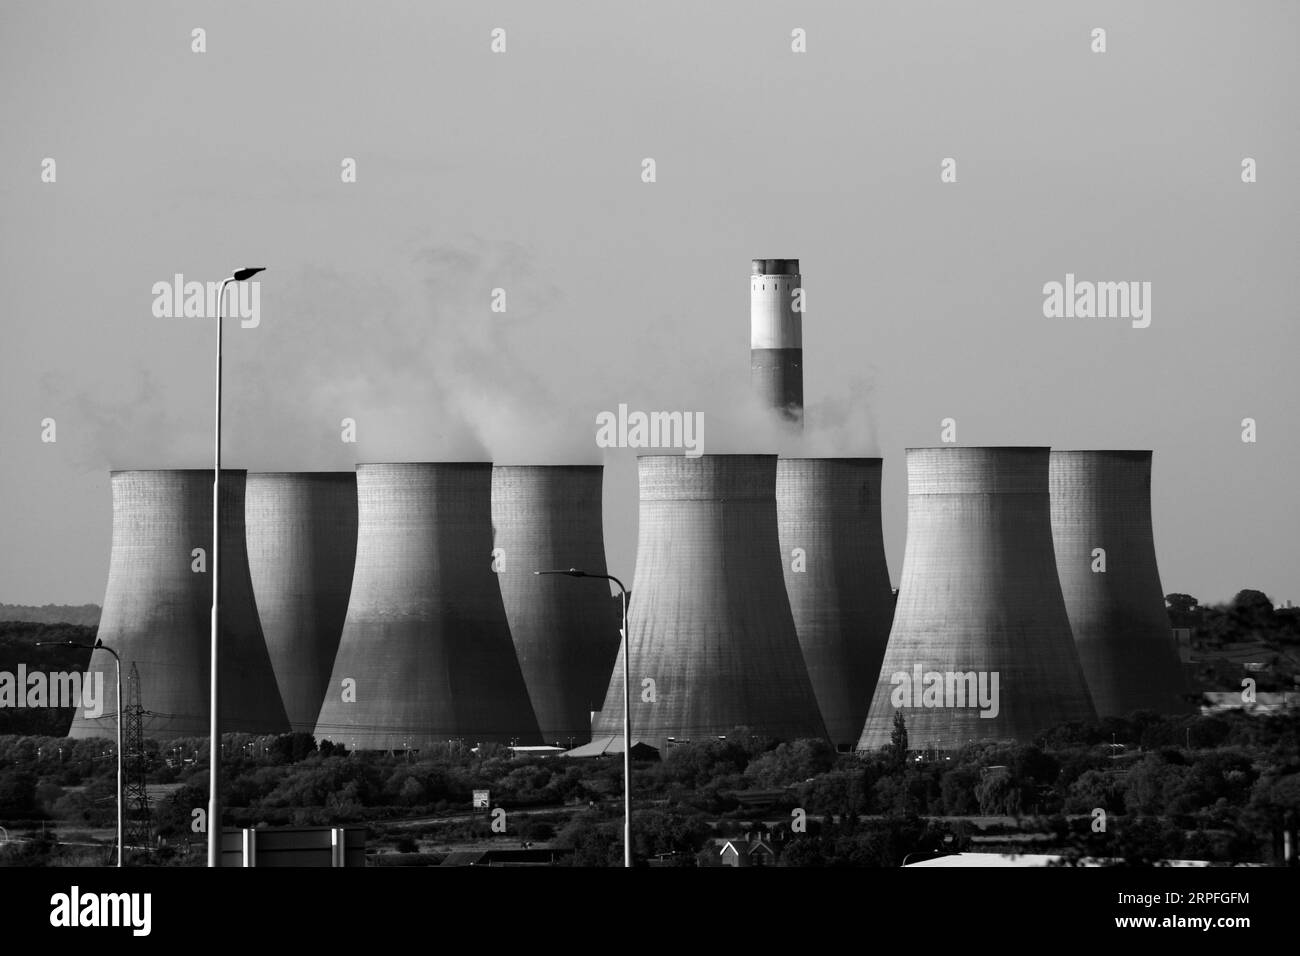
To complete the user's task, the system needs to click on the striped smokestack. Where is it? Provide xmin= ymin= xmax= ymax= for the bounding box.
xmin=857 ymin=448 xmax=1096 ymax=751
xmin=245 ymin=472 xmax=358 ymax=734
xmin=1049 ymin=450 xmax=1189 ymax=716
xmin=751 ymin=258 xmax=803 ymax=426
xmin=777 ymin=458 xmax=894 ymax=750
xmin=69 ymin=470 xmax=290 ymax=740
xmin=492 ymin=465 xmax=619 ymax=747
xmin=313 ymin=463 xmax=541 ymax=749
xmin=592 ymin=455 xmax=827 ymax=747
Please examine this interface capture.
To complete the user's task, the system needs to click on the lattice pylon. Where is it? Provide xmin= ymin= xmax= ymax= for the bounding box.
xmin=122 ymin=662 xmax=152 ymax=853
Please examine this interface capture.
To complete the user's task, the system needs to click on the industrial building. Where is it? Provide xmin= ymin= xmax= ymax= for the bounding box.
xmin=857 ymin=447 xmax=1097 ymax=751
xmin=492 ymin=464 xmax=620 ymax=747
xmin=245 ymin=472 xmax=358 ymax=733
xmin=65 ymin=257 xmax=1201 ymax=767
xmin=313 ymin=463 xmax=542 ymax=749
xmin=1049 ymin=450 xmax=1189 ymax=716
xmin=69 ymin=469 xmax=290 ymax=740
xmin=750 ymin=258 xmax=803 ymax=426
xmin=776 ymin=458 xmax=894 ymax=750
xmin=592 ymin=455 xmax=827 ymax=747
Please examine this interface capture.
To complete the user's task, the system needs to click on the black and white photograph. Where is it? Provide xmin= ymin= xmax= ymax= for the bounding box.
xmin=0 ymin=0 xmax=1295 ymax=936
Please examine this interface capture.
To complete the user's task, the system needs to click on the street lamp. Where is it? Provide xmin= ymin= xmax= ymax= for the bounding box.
xmin=535 ymin=568 xmax=631 ymax=868
xmin=38 ymin=639 xmax=121 ymax=867
xmin=209 ymin=266 xmax=265 ymax=869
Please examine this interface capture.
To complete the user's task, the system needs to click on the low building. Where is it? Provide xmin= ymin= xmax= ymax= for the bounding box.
xmin=560 ymin=736 xmax=660 ymax=759
xmin=904 ymin=852 xmax=1213 ymax=867
xmin=712 ymin=831 xmax=784 ymax=867
xmin=440 ymin=848 xmax=573 ymax=866
xmin=1200 ymin=692 xmax=1299 ymax=716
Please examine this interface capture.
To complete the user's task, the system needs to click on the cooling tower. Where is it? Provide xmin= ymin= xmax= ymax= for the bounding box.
xmin=492 ymin=465 xmax=619 ymax=747
xmin=1050 ymin=450 xmax=1188 ymax=716
xmin=751 ymin=258 xmax=803 ymax=426
xmin=777 ymin=459 xmax=894 ymax=750
xmin=857 ymin=448 xmax=1096 ymax=752
xmin=314 ymin=463 xmax=542 ymax=749
xmin=245 ymin=472 xmax=358 ymax=733
xmin=69 ymin=470 xmax=290 ymax=741
xmin=592 ymin=455 xmax=827 ymax=746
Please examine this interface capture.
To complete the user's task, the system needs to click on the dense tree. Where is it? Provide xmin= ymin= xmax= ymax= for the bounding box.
xmin=939 ymin=765 xmax=980 ymax=815
xmin=0 ymin=770 xmax=38 ymax=817
xmin=1165 ymin=593 xmax=1202 ymax=627
xmin=889 ymin=711 xmax=908 ymax=767
xmin=744 ymin=738 xmax=836 ymax=787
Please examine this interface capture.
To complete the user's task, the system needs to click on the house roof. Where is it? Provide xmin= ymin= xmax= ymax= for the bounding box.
xmin=560 ymin=735 xmax=661 ymax=758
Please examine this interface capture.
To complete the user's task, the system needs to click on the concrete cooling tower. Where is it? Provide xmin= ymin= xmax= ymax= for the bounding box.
xmin=492 ymin=465 xmax=619 ymax=747
xmin=246 ymin=472 xmax=358 ymax=734
xmin=857 ymin=448 xmax=1096 ymax=752
xmin=69 ymin=470 xmax=290 ymax=741
xmin=592 ymin=455 xmax=827 ymax=747
xmin=750 ymin=258 xmax=803 ymax=426
xmin=776 ymin=458 xmax=895 ymax=750
xmin=1049 ymin=450 xmax=1188 ymax=716
xmin=314 ymin=463 xmax=542 ymax=749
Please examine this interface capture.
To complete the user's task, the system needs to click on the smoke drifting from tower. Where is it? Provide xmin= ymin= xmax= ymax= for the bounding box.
xmin=750 ymin=258 xmax=803 ymax=428
xmin=592 ymin=455 xmax=827 ymax=746
xmin=777 ymin=458 xmax=894 ymax=750
xmin=314 ymin=463 xmax=541 ymax=749
xmin=1049 ymin=450 xmax=1189 ymax=716
xmin=245 ymin=472 xmax=358 ymax=734
xmin=70 ymin=470 xmax=290 ymax=741
xmin=492 ymin=465 xmax=620 ymax=746
xmin=857 ymin=448 xmax=1096 ymax=751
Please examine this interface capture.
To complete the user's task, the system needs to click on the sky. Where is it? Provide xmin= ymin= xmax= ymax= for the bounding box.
xmin=1 ymin=0 xmax=1297 ymax=606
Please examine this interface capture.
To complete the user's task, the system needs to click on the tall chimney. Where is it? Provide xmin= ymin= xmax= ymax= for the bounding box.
xmin=751 ymin=258 xmax=803 ymax=427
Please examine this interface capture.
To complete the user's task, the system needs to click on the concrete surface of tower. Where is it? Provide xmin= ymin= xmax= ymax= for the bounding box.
xmin=857 ymin=448 xmax=1096 ymax=751
xmin=592 ymin=455 xmax=827 ymax=748
xmin=314 ymin=463 xmax=541 ymax=750
xmin=750 ymin=258 xmax=803 ymax=426
xmin=492 ymin=465 xmax=620 ymax=748
xmin=777 ymin=458 xmax=895 ymax=751
xmin=245 ymin=472 xmax=358 ymax=734
xmin=69 ymin=470 xmax=290 ymax=741
xmin=1050 ymin=450 xmax=1188 ymax=716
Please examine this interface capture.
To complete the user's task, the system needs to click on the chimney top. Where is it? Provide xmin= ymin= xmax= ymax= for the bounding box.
xmin=752 ymin=258 xmax=800 ymax=276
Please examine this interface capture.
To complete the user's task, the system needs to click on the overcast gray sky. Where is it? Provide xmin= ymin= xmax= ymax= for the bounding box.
xmin=1 ymin=1 xmax=1296 ymax=606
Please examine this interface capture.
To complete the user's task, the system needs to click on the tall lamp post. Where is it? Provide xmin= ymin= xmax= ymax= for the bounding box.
xmin=38 ymin=639 xmax=121 ymax=867
xmin=535 ymin=568 xmax=631 ymax=868
xmin=209 ymin=266 xmax=265 ymax=869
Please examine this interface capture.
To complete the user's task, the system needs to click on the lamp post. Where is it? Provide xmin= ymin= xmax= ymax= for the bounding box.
xmin=209 ymin=266 xmax=265 ymax=869
xmin=535 ymin=568 xmax=631 ymax=868
xmin=38 ymin=639 xmax=121 ymax=866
